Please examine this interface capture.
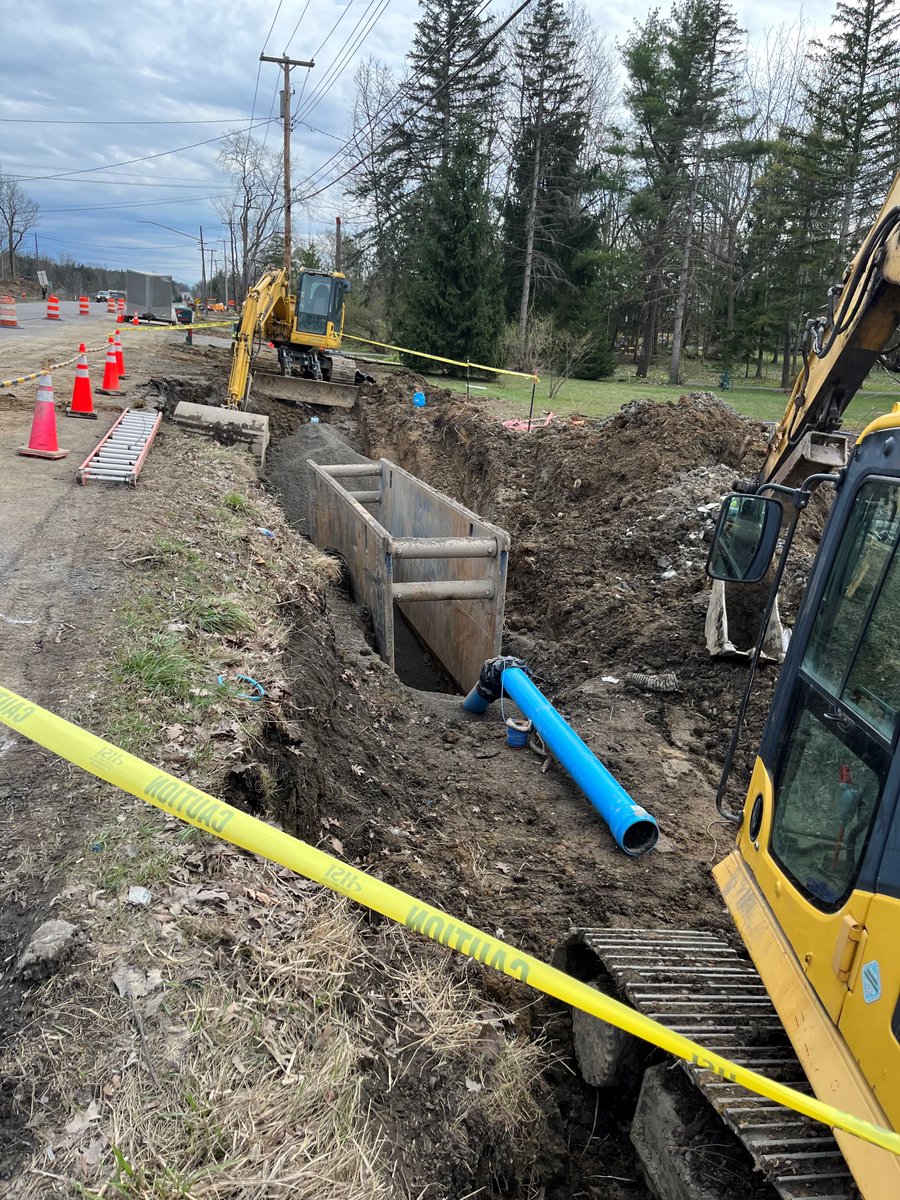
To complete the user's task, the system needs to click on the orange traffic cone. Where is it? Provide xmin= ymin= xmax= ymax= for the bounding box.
xmin=114 ymin=329 xmax=127 ymax=378
xmin=66 ymin=344 xmax=97 ymax=419
xmin=116 ymin=310 xmax=124 ymax=323
xmin=132 ymin=312 xmax=139 ymax=326
xmin=96 ymin=336 xmax=122 ymax=395
xmin=19 ymin=374 xmax=68 ymax=459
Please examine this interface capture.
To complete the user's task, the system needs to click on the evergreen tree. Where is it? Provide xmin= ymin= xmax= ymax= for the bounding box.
xmin=502 ymin=0 xmax=593 ymax=342
xmin=349 ymin=0 xmax=502 ymax=312
xmin=395 ymin=126 xmax=503 ymax=373
xmin=396 ymin=0 xmax=502 ymax=173
xmin=802 ymin=0 xmax=900 ymax=267
xmin=622 ymin=1 xmax=744 ymax=380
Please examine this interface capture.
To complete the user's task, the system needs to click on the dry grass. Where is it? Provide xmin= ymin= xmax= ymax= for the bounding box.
xmin=4 ymin=429 xmax=549 ymax=1199
xmin=7 ymin=842 xmax=545 ymax=1199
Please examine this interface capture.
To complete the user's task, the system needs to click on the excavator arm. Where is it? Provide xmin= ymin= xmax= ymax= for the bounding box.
xmin=709 ymin=171 xmax=900 ymax=656
xmin=226 ymin=268 xmax=289 ymax=409
xmin=761 ymin=170 xmax=900 ymax=487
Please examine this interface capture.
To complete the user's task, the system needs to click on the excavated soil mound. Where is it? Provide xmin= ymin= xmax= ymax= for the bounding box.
xmin=359 ymin=373 xmax=828 ymax=805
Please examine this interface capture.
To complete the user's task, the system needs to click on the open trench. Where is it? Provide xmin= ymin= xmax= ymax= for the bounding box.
xmin=150 ymin=367 xmax=824 ymax=1199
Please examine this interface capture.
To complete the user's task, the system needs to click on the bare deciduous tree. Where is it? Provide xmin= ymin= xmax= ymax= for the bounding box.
xmin=214 ymin=133 xmax=283 ymax=300
xmin=0 ymin=170 xmax=39 ymax=279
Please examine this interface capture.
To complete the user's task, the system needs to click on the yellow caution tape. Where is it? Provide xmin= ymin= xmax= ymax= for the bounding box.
xmin=0 ymin=349 xmax=87 ymax=389
xmin=343 ymin=333 xmax=538 ymax=382
xmin=116 ymin=319 xmax=236 ymax=334
xmin=1 ymin=681 xmax=898 ymax=1159
xmin=0 ymin=323 xmax=235 ymax=388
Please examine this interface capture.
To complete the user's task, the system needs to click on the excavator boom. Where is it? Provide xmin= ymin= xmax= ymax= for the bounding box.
xmin=708 ymin=170 xmax=900 ymax=657
xmin=761 ymin=170 xmax=900 ymax=488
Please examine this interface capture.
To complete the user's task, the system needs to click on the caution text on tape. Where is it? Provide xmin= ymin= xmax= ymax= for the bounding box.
xmin=0 ymin=683 xmax=897 ymax=1160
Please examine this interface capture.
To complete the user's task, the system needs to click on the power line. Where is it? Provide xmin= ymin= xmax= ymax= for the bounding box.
xmin=294 ymin=0 xmax=498 ymax=197
xmin=0 ymin=116 xmax=255 ymax=126
xmin=283 ymin=0 xmax=313 ymax=53
xmin=7 ymin=172 xmax=231 ymax=190
xmin=296 ymin=0 xmax=391 ymax=125
xmin=41 ymin=193 xmax=230 ymax=213
xmin=311 ymin=0 xmax=358 ymax=59
xmin=262 ymin=0 xmax=285 ymax=53
xmin=13 ymin=119 xmax=278 ymax=185
xmin=294 ymin=0 xmax=494 ymax=188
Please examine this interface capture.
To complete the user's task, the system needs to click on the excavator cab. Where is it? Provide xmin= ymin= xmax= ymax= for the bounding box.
xmin=295 ymin=271 xmax=348 ymax=345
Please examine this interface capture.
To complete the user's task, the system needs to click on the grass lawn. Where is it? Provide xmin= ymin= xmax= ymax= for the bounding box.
xmin=411 ymin=362 xmax=900 ymax=431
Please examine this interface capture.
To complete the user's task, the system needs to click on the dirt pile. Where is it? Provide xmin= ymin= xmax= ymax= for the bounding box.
xmin=361 ymin=377 xmax=763 ymax=675
xmin=359 ymin=373 xmax=827 ymax=810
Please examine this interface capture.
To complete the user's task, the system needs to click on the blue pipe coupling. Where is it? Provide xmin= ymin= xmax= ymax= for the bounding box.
xmin=466 ymin=659 xmax=658 ymax=856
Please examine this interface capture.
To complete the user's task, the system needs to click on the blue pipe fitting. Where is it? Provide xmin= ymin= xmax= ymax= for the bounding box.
xmin=463 ymin=655 xmax=529 ymax=714
xmin=499 ymin=666 xmax=658 ymax=856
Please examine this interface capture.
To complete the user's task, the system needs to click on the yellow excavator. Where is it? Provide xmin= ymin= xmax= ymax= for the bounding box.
xmin=707 ymin=175 xmax=900 ymax=658
xmin=226 ymin=266 xmax=370 ymax=409
xmin=560 ymin=172 xmax=900 ymax=1198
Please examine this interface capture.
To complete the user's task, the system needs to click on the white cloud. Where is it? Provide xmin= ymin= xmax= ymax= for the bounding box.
xmin=0 ymin=0 xmax=823 ymax=280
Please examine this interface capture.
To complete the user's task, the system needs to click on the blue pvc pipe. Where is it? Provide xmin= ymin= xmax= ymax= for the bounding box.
xmin=500 ymin=667 xmax=658 ymax=856
xmin=463 ymin=684 xmax=490 ymax=714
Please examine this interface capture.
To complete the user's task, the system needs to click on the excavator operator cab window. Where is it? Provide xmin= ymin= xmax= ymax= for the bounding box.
xmin=296 ymin=274 xmax=344 ymax=337
xmin=770 ymin=478 xmax=900 ymax=908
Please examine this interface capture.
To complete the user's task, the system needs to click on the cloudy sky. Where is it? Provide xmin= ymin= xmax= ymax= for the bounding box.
xmin=0 ymin=0 xmax=820 ymax=287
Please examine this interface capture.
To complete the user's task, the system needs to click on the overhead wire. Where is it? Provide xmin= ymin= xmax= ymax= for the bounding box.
xmin=13 ymin=119 xmax=278 ymax=184
xmin=293 ymin=0 xmax=494 ymax=188
xmin=246 ymin=0 xmax=287 ymax=160
xmin=295 ymin=0 xmax=392 ymax=124
xmin=311 ymin=0 xmax=358 ymax=59
xmin=294 ymin=0 xmax=506 ymax=200
xmin=42 ymin=193 xmax=233 ymax=213
xmin=0 ymin=116 xmax=256 ymax=125
xmin=283 ymin=0 xmax=313 ymax=53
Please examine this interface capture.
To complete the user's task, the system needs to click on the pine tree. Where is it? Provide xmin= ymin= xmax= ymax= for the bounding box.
xmin=622 ymin=1 xmax=745 ymax=380
xmin=803 ymin=0 xmax=900 ymax=267
xmin=396 ymin=0 xmax=502 ymax=173
xmin=348 ymin=0 xmax=502 ymax=311
xmin=395 ymin=125 xmax=503 ymax=373
xmin=502 ymin=0 xmax=593 ymax=342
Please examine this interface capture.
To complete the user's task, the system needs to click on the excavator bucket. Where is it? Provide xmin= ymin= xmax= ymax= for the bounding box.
xmin=705 ymin=578 xmax=787 ymax=659
xmin=249 ymin=371 xmax=359 ymax=410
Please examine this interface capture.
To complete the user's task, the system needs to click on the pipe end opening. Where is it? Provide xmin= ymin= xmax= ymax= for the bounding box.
xmin=622 ymin=819 xmax=659 ymax=857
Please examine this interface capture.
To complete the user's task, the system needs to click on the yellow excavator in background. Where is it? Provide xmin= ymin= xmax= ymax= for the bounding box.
xmin=226 ymin=266 xmax=370 ymax=410
xmin=561 ymin=171 xmax=900 ymax=1199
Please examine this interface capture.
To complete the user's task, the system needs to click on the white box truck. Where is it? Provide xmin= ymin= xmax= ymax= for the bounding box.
xmin=126 ymin=270 xmax=178 ymax=323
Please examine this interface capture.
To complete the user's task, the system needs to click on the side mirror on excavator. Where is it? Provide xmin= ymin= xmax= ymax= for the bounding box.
xmin=706 ymin=494 xmax=783 ymax=583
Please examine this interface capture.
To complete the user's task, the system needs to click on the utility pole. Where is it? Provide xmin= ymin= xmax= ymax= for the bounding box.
xmin=335 ymin=216 xmax=342 ymax=272
xmin=260 ymin=53 xmax=314 ymax=286
xmin=199 ymin=225 xmax=208 ymax=311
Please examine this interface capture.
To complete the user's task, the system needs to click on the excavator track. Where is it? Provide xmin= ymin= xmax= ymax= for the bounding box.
xmin=562 ymin=928 xmax=857 ymax=1200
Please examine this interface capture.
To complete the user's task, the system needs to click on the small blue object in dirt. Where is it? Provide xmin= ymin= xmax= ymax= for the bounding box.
xmin=217 ymin=673 xmax=266 ymax=702
xmin=256 ymin=527 xmax=275 ymax=539
xmin=413 ymin=391 xmax=426 ymax=408
xmin=310 ymin=416 xmax=320 ymax=423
